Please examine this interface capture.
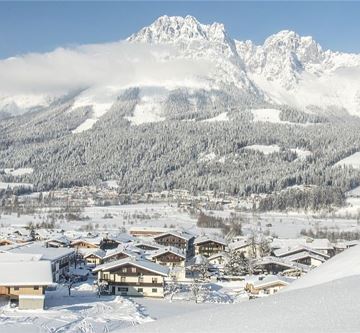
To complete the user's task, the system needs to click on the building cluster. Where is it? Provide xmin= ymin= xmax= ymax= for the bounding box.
xmin=0 ymin=225 xmax=358 ymax=310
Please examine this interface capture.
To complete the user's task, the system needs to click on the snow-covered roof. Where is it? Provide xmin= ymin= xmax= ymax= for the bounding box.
xmin=186 ymin=254 xmax=208 ymax=267
xmin=194 ymin=235 xmax=227 ymax=246
xmin=71 ymin=237 xmax=102 ymax=246
xmin=271 ymin=238 xmax=334 ymax=251
xmin=94 ymin=257 xmax=169 ymax=276
xmin=0 ymin=261 xmax=53 ymax=286
xmin=149 ymin=246 xmax=186 ymax=259
xmin=285 ymin=251 xmax=327 ymax=264
xmin=133 ymin=241 xmax=164 ymax=251
xmin=255 ymin=256 xmax=310 ymax=273
xmin=208 ymin=251 xmax=230 ymax=261
xmin=252 ymin=275 xmax=294 ymax=289
xmin=228 ymin=239 xmax=250 ymax=250
xmin=45 ymin=235 xmax=70 ymax=245
xmin=3 ymin=242 xmax=75 ymax=261
xmin=154 ymin=230 xmax=194 ymax=242
xmin=334 ymin=240 xmax=360 ymax=249
xmin=83 ymin=249 xmax=106 ymax=259
xmin=103 ymin=248 xmax=138 ymax=260
xmin=0 ymin=253 xmax=42 ymax=262
xmin=274 ymin=245 xmax=330 ymax=259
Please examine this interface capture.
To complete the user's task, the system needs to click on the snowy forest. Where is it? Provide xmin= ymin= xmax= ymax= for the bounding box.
xmin=1 ymin=87 xmax=360 ymax=211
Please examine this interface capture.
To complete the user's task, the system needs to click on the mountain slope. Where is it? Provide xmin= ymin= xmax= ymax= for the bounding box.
xmin=1 ymin=16 xmax=360 ymax=201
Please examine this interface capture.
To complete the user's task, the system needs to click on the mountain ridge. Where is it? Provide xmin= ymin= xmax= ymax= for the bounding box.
xmin=1 ymin=15 xmax=360 ymax=120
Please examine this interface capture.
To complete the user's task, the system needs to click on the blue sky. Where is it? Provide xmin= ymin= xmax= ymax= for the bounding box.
xmin=0 ymin=1 xmax=359 ymax=59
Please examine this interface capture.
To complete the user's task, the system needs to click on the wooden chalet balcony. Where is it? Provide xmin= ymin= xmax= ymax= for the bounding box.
xmin=100 ymin=279 xmax=163 ymax=287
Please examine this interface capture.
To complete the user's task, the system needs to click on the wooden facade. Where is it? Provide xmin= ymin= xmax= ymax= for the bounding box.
xmin=195 ymin=240 xmax=226 ymax=258
xmin=97 ymin=263 xmax=167 ymax=298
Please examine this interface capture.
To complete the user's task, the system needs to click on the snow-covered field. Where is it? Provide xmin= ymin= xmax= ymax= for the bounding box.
xmin=243 ymin=145 xmax=312 ymax=159
xmin=0 ymin=283 xmax=152 ymax=333
xmin=3 ymin=168 xmax=33 ymax=176
xmin=334 ymin=152 xmax=360 ymax=169
xmin=203 ymin=112 xmax=229 ymax=122
xmin=244 ymin=144 xmax=280 ymax=155
xmin=250 ymin=108 xmax=287 ymax=124
xmin=124 ymin=245 xmax=360 ymax=333
xmin=1 ymin=202 xmax=359 ymax=238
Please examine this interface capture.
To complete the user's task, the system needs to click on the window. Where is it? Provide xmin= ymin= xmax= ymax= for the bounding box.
xmin=152 ymin=288 xmax=157 ymax=293
xmin=152 ymin=278 xmax=158 ymax=284
xmin=131 ymin=267 xmax=136 ymax=273
xmin=118 ymin=287 xmax=128 ymax=292
xmin=121 ymin=276 xmax=126 ymax=283
xmin=14 ymin=287 xmax=19 ymax=291
xmin=34 ymin=286 xmax=39 ymax=290
xmin=122 ymin=267 xmax=127 ymax=273
xmin=138 ymin=288 xmax=143 ymax=293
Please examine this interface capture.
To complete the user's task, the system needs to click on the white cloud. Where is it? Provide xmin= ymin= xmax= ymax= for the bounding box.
xmin=0 ymin=41 xmax=213 ymax=97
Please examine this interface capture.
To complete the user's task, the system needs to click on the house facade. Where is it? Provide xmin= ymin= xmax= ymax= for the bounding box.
xmin=0 ymin=260 xmax=53 ymax=310
xmin=194 ymin=237 xmax=227 ymax=257
xmin=94 ymin=258 xmax=169 ymax=298
xmin=153 ymin=231 xmax=194 ymax=257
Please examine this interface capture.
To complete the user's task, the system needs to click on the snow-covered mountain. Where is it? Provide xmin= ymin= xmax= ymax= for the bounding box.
xmin=1 ymin=15 xmax=360 ymax=124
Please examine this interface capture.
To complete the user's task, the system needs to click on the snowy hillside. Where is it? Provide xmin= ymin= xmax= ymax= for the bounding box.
xmin=124 ymin=246 xmax=360 ymax=333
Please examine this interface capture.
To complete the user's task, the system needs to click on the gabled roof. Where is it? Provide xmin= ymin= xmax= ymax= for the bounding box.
xmin=285 ymin=251 xmax=327 ymax=264
xmin=194 ymin=235 xmax=227 ymax=246
xmin=255 ymin=256 xmax=310 ymax=273
xmin=252 ymin=275 xmax=294 ymax=289
xmin=154 ymin=230 xmax=194 ymax=242
xmin=0 ymin=261 xmax=53 ymax=286
xmin=103 ymin=248 xmax=138 ymax=260
xmin=2 ymin=242 xmax=75 ymax=261
xmin=133 ymin=241 xmax=163 ymax=250
xmin=228 ymin=240 xmax=251 ymax=250
xmin=45 ymin=235 xmax=70 ymax=245
xmin=149 ymin=246 xmax=186 ymax=260
xmin=83 ymin=249 xmax=106 ymax=259
xmin=71 ymin=238 xmax=101 ymax=246
xmin=208 ymin=251 xmax=230 ymax=261
xmin=274 ymin=246 xmax=330 ymax=259
xmin=93 ymin=257 xmax=169 ymax=276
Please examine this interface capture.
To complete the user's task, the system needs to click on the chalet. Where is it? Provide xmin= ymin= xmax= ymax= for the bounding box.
xmin=153 ymin=231 xmax=195 ymax=256
xmin=271 ymin=238 xmax=335 ymax=257
xmin=194 ymin=236 xmax=227 ymax=257
xmin=45 ymin=235 xmax=70 ymax=248
xmin=254 ymin=256 xmax=309 ymax=275
xmin=129 ymin=227 xmax=169 ymax=238
xmin=246 ymin=275 xmax=294 ymax=296
xmin=70 ymin=238 xmax=101 ymax=249
xmin=148 ymin=247 xmax=186 ymax=281
xmin=273 ymin=246 xmax=330 ymax=263
xmin=149 ymin=247 xmax=186 ymax=268
xmin=134 ymin=241 xmax=163 ymax=251
xmin=94 ymin=258 xmax=169 ymax=298
xmin=100 ymin=237 xmax=123 ymax=251
xmin=0 ymin=258 xmax=53 ymax=310
xmin=228 ymin=239 xmax=258 ymax=258
xmin=102 ymin=248 xmax=139 ymax=264
xmin=83 ymin=249 xmax=106 ymax=266
xmin=207 ymin=252 xmax=230 ymax=266
xmin=284 ymin=251 xmax=326 ymax=267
